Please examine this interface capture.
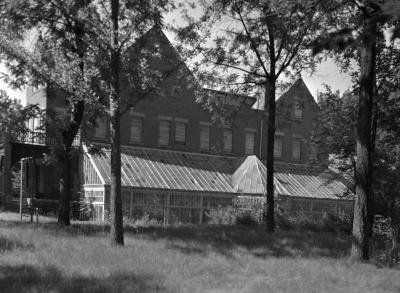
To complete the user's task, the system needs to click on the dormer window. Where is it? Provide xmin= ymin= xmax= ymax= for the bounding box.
xmin=294 ymin=101 xmax=303 ymax=119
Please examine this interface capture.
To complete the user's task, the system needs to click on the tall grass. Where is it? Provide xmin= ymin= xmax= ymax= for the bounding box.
xmin=0 ymin=212 xmax=399 ymax=292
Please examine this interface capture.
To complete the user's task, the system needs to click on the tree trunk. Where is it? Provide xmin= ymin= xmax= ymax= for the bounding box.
xmin=110 ymin=0 xmax=124 ymax=246
xmin=265 ymin=80 xmax=276 ymax=232
xmin=57 ymin=148 xmax=71 ymax=225
xmin=57 ymin=20 xmax=85 ymax=226
xmin=390 ymin=210 xmax=400 ymax=264
xmin=350 ymin=17 xmax=376 ymax=262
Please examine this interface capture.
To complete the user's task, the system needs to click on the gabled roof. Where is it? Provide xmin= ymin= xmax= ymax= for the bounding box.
xmin=276 ymin=78 xmax=317 ymax=106
xmin=84 ymin=145 xmax=353 ymax=200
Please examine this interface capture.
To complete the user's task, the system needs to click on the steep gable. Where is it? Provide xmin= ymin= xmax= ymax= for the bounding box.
xmin=277 ymin=78 xmax=317 ymax=112
xmin=120 ymin=26 xmax=197 ymax=101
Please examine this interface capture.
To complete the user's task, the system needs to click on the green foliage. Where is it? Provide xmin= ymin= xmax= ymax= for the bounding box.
xmin=176 ymin=0 xmax=322 ymax=95
xmin=0 ymin=90 xmax=42 ymax=141
xmin=206 ymin=198 xmax=264 ymax=226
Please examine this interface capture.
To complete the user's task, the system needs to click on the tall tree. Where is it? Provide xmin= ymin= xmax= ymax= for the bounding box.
xmin=109 ymin=0 xmax=123 ymax=245
xmin=176 ymin=0 xmax=321 ymax=232
xmin=0 ymin=0 xmax=174 ymax=238
xmin=311 ymin=0 xmax=400 ymax=262
xmin=313 ymin=0 xmax=400 ymax=261
xmin=0 ymin=0 xmax=96 ymax=225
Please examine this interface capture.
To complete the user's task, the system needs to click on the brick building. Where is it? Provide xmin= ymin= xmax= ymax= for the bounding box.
xmin=0 ymin=27 xmax=353 ymax=222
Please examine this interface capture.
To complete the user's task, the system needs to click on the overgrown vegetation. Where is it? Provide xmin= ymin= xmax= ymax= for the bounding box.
xmin=206 ymin=203 xmax=353 ymax=235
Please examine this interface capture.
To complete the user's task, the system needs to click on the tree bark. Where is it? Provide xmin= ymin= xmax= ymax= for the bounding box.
xmin=350 ymin=16 xmax=376 ymax=262
xmin=57 ymin=148 xmax=71 ymax=225
xmin=265 ymin=80 xmax=276 ymax=232
xmin=110 ymin=0 xmax=124 ymax=246
xmin=57 ymin=21 xmax=85 ymax=226
xmin=390 ymin=209 xmax=400 ymax=264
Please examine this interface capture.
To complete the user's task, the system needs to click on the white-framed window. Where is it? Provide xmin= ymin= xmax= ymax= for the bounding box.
xmin=223 ymin=128 xmax=233 ymax=153
xmin=130 ymin=117 xmax=143 ymax=143
xmin=274 ymin=134 xmax=284 ymax=158
xmin=175 ymin=121 xmax=187 ymax=144
xmin=294 ymin=101 xmax=303 ymax=119
xmin=158 ymin=120 xmax=171 ymax=146
xmin=292 ymin=137 xmax=301 ymax=160
xmin=94 ymin=118 xmax=107 ymax=139
xmin=199 ymin=123 xmax=210 ymax=150
xmin=245 ymin=129 xmax=256 ymax=155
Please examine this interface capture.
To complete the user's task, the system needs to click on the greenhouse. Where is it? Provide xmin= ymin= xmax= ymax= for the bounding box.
xmin=81 ymin=145 xmax=354 ymax=223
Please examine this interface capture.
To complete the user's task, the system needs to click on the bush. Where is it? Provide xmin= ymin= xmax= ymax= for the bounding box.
xmin=236 ymin=210 xmax=259 ymax=226
xmin=205 ymin=204 xmax=263 ymax=226
xmin=322 ymin=213 xmax=352 ymax=234
xmin=275 ymin=204 xmax=352 ymax=234
xmin=205 ymin=206 xmax=238 ymax=225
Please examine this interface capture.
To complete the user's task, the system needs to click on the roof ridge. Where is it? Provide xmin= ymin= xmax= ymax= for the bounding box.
xmin=91 ymin=143 xmax=240 ymax=160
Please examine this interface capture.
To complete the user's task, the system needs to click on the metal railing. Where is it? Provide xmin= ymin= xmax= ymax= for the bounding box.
xmin=15 ymin=131 xmax=80 ymax=147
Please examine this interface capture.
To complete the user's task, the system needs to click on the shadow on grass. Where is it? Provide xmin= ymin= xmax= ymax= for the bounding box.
xmin=0 ymin=236 xmax=34 ymax=253
xmin=0 ymin=265 xmax=170 ymax=293
xmin=135 ymin=225 xmax=351 ymax=259
xmin=0 ymin=218 xmax=351 ymax=259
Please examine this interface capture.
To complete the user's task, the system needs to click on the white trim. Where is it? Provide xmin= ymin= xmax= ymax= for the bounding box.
xmin=82 ymin=144 xmax=106 ymax=185
xmin=275 ymin=131 xmax=285 ymax=136
xmin=245 ymin=128 xmax=257 ymax=133
xmin=199 ymin=121 xmax=212 ymax=126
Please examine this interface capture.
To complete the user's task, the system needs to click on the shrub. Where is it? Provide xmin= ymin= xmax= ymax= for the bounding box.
xmin=322 ymin=213 xmax=352 ymax=234
xmin=235 ymin=210 xmax=259 ymax=226
xmin=206 ymin=201 xmax=264 ymax=226
xmin=205 ymin=206 xmax=237 ymax=225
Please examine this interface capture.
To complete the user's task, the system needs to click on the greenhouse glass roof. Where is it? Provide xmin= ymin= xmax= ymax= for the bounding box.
xmin=84 ymin=145 xmax=353 ymax=200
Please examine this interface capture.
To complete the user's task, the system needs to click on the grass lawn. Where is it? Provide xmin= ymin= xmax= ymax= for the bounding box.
xmin=0 ymin=212 xmax=399 ymax=293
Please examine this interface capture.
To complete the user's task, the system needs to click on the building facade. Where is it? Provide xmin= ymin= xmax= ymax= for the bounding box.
xmin=0 ymin=27 xmax=353 ymax=222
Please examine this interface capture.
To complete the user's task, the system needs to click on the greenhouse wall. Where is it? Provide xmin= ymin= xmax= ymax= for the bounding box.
xmin=99 ymin=187 xmax=235 ymax=224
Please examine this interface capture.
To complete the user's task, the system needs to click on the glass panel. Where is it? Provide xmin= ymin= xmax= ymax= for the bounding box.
xmin=158 ymin=120 xmax=170 ymax=146
xmin=245 ymin=131 xmax=255 ymax=155
xmin=130 ymin=117 xmax=142 ymax=143
xmin=175 ymin=122 xmax=186 ymax=143
xmin=294 ymin=102 xmax=303 ymax=119
xmin=223 ymin=129 xmax=232 ymax=152
xmin=200 ymin=125 xmax=210 ymax=150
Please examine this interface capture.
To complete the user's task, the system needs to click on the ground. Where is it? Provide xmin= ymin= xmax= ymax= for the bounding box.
xmin=0 ymin=212 xmax=399 ymax=293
